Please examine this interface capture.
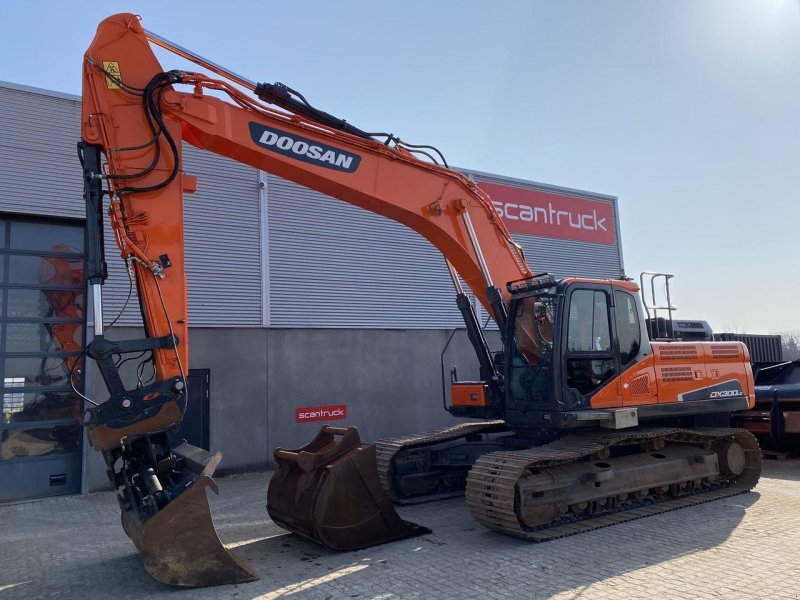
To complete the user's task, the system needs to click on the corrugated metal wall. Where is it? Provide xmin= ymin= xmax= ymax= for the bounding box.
xmin=101 ymin=149 xmax=263 ymax=327
xmin=1 ymin=82 xmax=624 ymax=331
xmin=0 ymin=82 xmax=263 ymax=327
xmin=181 ymin=153 xmax=262 ymax=326
xmin=267 ymin=170 xmax=623 ymax=328
xmin=266 ymin=173 xmax=466 ymax=328
xmin=0 ymin=85 xmax=83 ymax=219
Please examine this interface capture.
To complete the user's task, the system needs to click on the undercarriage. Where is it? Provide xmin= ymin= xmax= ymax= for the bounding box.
xmin=376 ymin=423 xmax=761 ymax=540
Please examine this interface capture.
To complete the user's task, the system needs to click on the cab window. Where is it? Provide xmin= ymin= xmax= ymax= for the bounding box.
xmin=566 ymin=290 xmax=614 ymax=395
xmin=513 ymin=295 xmax=556 ymax=366
xmin=615 ymin=291 xmax=641 ymax=365
xmin=567 ymin=290 xmax=610 ymax=352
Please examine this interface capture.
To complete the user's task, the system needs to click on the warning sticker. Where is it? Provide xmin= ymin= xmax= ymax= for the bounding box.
xmin=102 ymin=61 xmax=121 ymax=89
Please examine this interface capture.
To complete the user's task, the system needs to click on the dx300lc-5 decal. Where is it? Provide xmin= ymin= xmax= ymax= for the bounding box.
xmin=678 ymin=379 xmax=745 ymax=402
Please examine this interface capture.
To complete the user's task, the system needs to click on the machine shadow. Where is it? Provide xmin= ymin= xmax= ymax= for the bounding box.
xmin=222 ymin=492 xmax=761 ymax=600
xmin=453 ymin=492 xmax=761 ymax=598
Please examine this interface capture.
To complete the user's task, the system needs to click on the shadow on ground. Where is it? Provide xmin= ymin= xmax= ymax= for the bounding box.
xmin=220 ymin=491 xmax=760 ymax=599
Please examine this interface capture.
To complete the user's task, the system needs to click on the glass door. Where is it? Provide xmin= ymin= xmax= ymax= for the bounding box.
xmin=0 ymin=217 xmax=85 ymax=501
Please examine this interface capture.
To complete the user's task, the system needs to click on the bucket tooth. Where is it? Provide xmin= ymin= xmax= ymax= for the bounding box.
xmin=104 ymin=435 xmax=258 ymax=587
xmin=267 ymin=425 xmax=430 ymax=551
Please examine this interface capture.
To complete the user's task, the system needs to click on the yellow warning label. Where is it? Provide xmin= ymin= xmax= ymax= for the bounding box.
xmin=103 ymin=61 xmax=121 ymax=89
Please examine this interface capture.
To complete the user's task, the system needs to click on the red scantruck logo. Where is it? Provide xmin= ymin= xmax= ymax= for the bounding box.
xmin=478 ymin=181 xmax=617 ymax=245
xmin=295 ymin=404 xmax=348 ymax=423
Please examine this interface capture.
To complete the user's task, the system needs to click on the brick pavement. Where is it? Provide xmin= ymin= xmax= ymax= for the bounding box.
xmin=1 ymin=461 xmax=799 ymax=599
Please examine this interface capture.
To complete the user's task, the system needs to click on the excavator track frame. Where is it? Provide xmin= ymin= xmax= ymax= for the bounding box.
xmin=375 ymin=420 xmax=508 ymax=504
xmin=465 ymin=427 xmax=761 ymax=541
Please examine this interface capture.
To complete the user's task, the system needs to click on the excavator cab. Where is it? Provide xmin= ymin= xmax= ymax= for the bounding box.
xmin=492 ymin=274 xmax=753 ymax=433
xmin=502 ymin=276 xmax=649 ymax=428
xmin=446 ymin=274 xmax=645 ymax=423
xmin=447 ymin=275 xmax=642 ymax=423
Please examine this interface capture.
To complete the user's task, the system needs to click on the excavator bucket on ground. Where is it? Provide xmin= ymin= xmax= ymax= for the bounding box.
xmin=109 ymin=441 xmax=258 ymax=587
xmin=267 ymin=426 xmax=430 ymax=551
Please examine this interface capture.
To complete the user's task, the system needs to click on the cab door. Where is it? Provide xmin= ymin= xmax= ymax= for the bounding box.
xmin=562 ymin=284 xmax=620 ymax=409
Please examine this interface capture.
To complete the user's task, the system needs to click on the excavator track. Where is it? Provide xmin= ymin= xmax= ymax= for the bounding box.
xmin=465 ymin=427 xmax=761 ymax=541
xmin=375 ymin=420 xmax=508 ymax=504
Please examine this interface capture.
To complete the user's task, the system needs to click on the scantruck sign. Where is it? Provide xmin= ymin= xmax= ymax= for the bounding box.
xmin=295 ymin=404 xmax=348 ymax=423
xmin=478 ymin=181 xmax=616 ymax=245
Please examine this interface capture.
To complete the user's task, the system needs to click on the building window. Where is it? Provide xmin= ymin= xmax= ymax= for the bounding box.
xmin=0 ymin=216 xmax=84 ymax=452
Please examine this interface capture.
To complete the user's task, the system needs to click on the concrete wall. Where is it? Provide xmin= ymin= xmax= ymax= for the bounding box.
xmin=84 ymin=326 xmax=497 ymax=491
xmin=265 ymin=328 xmax=494 ymax=452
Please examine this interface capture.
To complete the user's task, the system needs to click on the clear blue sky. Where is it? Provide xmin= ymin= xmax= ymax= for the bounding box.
xmin=2 ymin=1 xmax=798 ymax=334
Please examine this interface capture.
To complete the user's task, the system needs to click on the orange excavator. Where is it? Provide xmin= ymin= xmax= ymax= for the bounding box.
xmin=78 ymin=14 xmax=762 ymax=588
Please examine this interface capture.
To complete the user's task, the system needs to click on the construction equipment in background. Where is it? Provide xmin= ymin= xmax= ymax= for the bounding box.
xmin=733 ymin=359 xmax=800 ymax=454
xmin=724 ymin=334 xmax=800 ymax=454
xmin=715 ymin=333 xmax=784 ymax=367
xmin=78 ymin=14 xmax=761 ymax=588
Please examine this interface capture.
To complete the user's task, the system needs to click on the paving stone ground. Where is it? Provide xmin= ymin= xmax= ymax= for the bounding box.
xmin=1 ymin=460 xmax=799 ymax=600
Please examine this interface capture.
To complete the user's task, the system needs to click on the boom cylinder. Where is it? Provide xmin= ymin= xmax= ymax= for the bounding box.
xmin=459 ymin=209 xmax=508 ymax=334
xmin=446 ymin=259 xmax=495 ymax=384
xmin=80 ymin=142 xmax=107 ymax=286
xmin=460 ymin=209 xmax=493 ymax=288
xmin=444 ymin=259 xmax=465 ymax=295
xmin=144 ymin=28 xmax=257 ymax=91
xmin=81 ymin=142 xmax=108 ymax=336
xmin=92 ymin=285 xmax=105 ymax=336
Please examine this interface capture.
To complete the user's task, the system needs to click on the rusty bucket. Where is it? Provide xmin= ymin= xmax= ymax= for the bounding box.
xmin=267 ymin=425 xmax=429 ymax=551
xmin=108 ymin=440 xmax=257 ymax=587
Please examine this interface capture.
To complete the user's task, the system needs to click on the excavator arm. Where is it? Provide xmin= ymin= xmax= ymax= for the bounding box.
xmin=79 ymin=13 xmax=534 ymax=587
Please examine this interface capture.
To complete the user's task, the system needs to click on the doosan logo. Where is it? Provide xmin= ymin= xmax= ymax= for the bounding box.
xmin=249 ymin=123 xmax=361 ymax=173
xmin=492 ymin=200 xmax=608 ymax=233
